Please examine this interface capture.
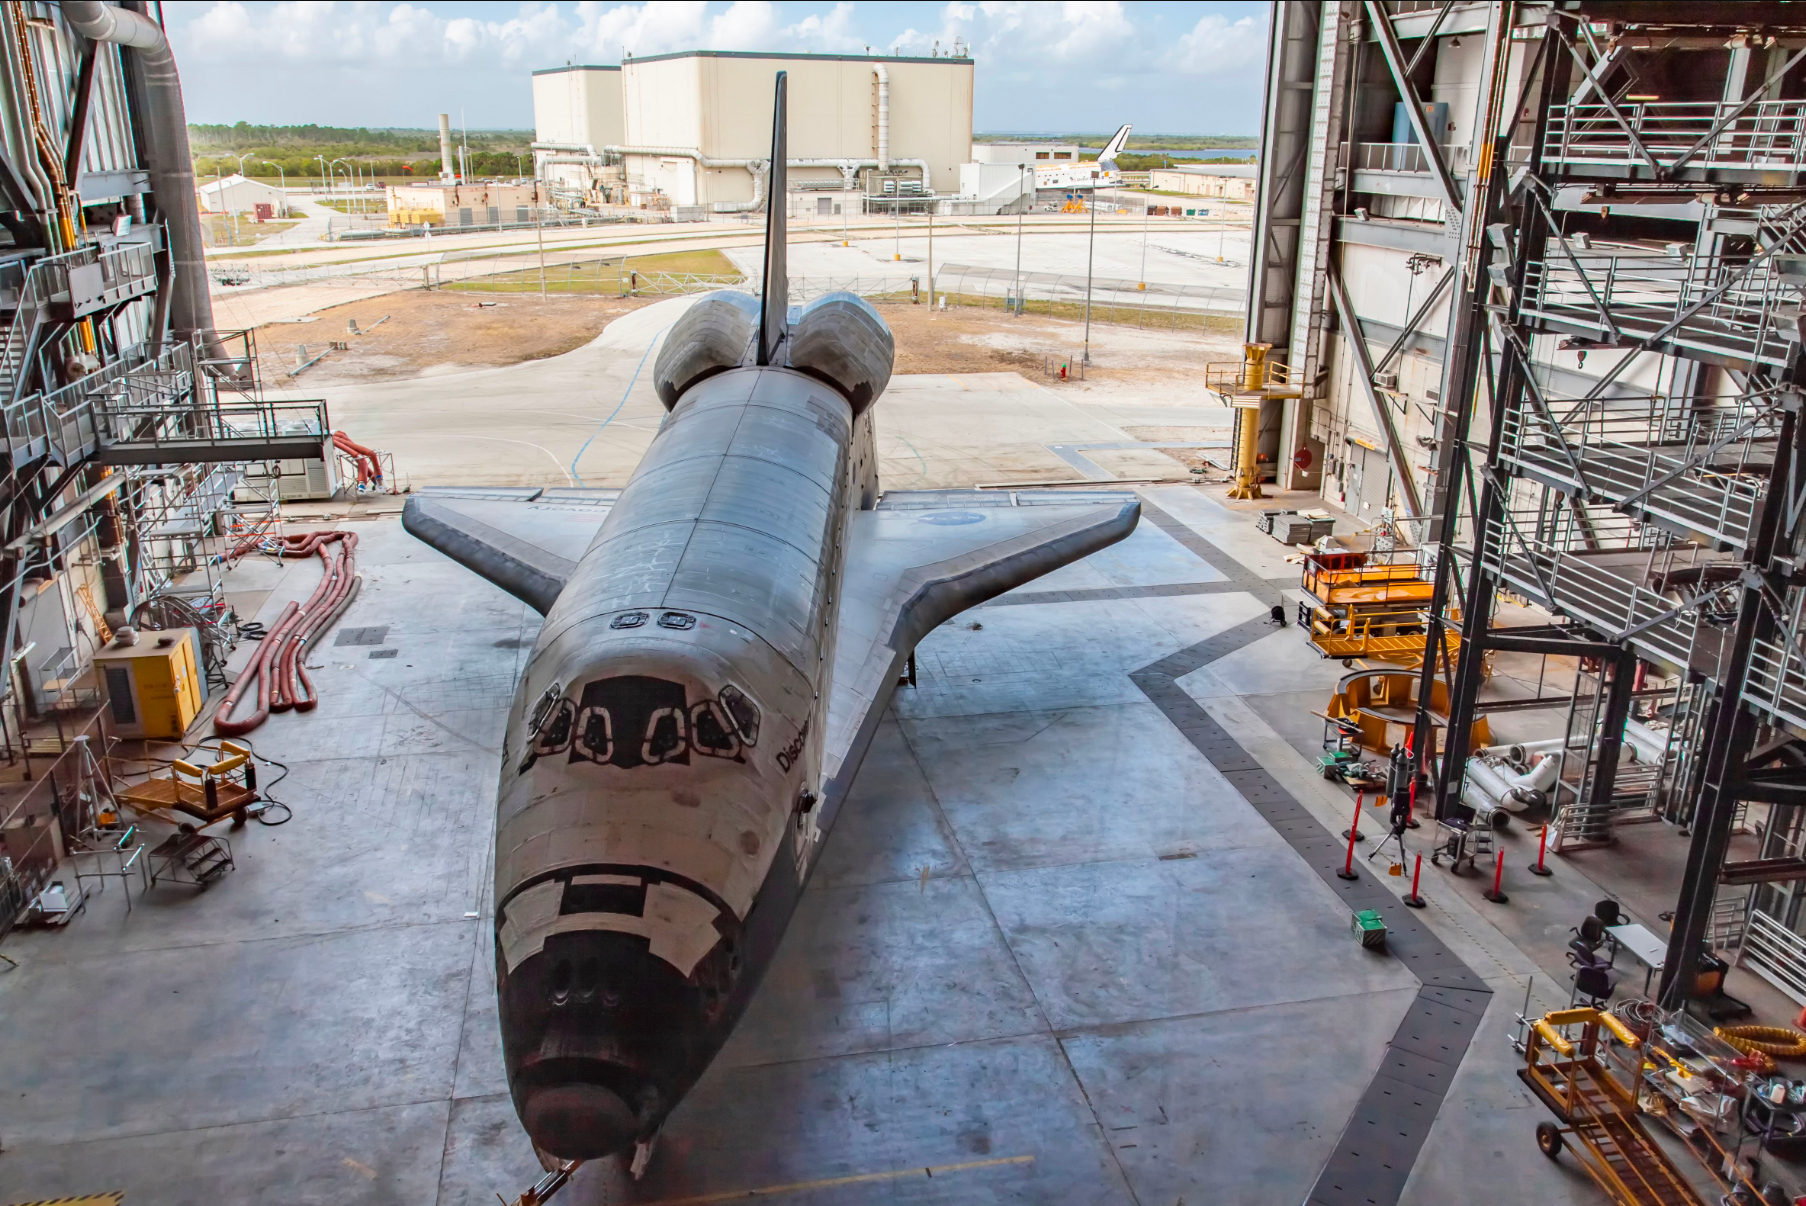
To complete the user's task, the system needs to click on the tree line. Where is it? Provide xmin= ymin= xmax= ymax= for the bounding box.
xmin=189 ymin=123 xmax=534 ymax=179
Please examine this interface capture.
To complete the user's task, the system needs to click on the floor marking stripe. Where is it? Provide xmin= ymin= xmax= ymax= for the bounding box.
xmin=635 ymin=1154 xmax=1034 ymax=1204
xmin=1129 ymin=498 xmax=1491 ymax=1206
xmin=984 ymin=578 xmax=1292 ymax=607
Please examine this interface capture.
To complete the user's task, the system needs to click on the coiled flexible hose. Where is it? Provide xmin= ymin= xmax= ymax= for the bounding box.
xmin=332 ymin=431 xmax=383 ymax=489
xmin=215 ymin=531 xmax=360 ymax=736
xmin=1717 ymin=1024 xmax=1806 ymax=1061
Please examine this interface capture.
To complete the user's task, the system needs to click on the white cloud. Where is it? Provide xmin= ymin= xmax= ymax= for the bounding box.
xmin=181 ymin=0 xmax=572 ymax=67
xmin=706 ymin=0 xmax=780 ymax=49
xmin=572 ymin=2 xmax=708 ymax=60
xmin=1170 ymin=12 xmax=1266 ymax=74
xmin=165 ymin=1 xmax=1271 ymax=133
xmin=782 ymin=3 xmax=862 ymax=53
xmin=177 ymin=1 xmax=882 ymax=68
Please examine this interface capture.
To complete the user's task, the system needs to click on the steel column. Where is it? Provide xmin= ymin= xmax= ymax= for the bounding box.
xmin=1429 ymin=18 xmax=1565 ymax=821
xmin=1661 ymin=404 xmax=1802 ymax=1007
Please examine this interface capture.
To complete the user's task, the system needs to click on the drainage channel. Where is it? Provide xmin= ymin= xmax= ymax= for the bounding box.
xmin=1130 ymin=501 xmax=1492 ymax=1206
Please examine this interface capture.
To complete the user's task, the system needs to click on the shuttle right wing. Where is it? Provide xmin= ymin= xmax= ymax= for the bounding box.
xmin=401 ymin=487 xmax=617 ymax=614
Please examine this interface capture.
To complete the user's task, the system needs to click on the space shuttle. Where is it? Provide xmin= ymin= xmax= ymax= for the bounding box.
xmin=403 ymin=74 xmax=1138 ymax=1169
xmin=1035 ymin=123 xmax=1131 ymax=191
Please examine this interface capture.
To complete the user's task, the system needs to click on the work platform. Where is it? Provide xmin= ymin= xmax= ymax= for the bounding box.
xmin=0 ymin=498 xmax=1620 ymax=1206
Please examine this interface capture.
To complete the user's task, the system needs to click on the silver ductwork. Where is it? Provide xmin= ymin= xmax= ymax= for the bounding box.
xmin=535 ymin=139 xmax=931 ymax=214
xmin=873 ymin=65 xmax=889 ymax=170
xmin=710 ymin=162 xmax=769 ymax=214
xmin=60 ymin=0 xmax=232 ymax=368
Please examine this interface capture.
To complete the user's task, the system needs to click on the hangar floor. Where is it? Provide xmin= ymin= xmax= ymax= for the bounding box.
xmin=0 ymin=483 xmax=1642 ymax=1206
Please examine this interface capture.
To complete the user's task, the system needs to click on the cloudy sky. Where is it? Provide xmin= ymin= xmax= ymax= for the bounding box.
xmin=163 ymin=1 xmax=1269 ymax=135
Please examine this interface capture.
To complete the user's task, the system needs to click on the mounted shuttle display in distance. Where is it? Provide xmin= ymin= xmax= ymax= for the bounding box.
xmin=1035 ymin=123 xmax=1132 ymax=190
xmin=404 ymin=73 xmax=1139 ymax=1172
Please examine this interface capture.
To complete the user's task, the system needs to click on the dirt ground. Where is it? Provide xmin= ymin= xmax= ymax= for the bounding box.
xmin=878 ymin=299 xmax=1243 ymax=382
xmin=258 ymin=289 xmax=659 ymax=384
xmin=254 ymin=286 xmax=1247 ymax=389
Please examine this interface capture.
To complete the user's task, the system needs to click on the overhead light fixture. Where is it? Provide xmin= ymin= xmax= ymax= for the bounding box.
xmin=1626 ymin=94 xmax=1660 ymax=101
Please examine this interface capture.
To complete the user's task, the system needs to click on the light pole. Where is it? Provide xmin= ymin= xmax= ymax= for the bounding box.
xmin=1139 ymin=191 xmax=1150 ymax=286
xmin=1082 ymin=185 xmax=1096 ymax=364
xmin=330 ymin=158 xmax=351 ymax=212
xmin=1014 ymin=163 xmax=1026 ymax=316
xmin=260 ymin=161 xmax=287 ymax=216
xmin=1080 ymin=141 xmax=1121 ymax=366
xmin=333 ymin=160 xmax=355 ymax=220
xmin=534 ymin=178 xmax=547 ymax=298
xmin=927 ymin=202 xmax=934 ymax=314
xmin=314 ymin=154 xmax=328 ymax=198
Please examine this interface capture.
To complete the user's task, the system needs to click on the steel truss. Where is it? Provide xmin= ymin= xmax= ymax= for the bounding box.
xmin=1392 ymin=5 xmax=1806 ymax=1009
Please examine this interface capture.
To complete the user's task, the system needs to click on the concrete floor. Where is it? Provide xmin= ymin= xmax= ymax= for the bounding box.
xmin=0 ymin=489 xmax=1622 ymax=1205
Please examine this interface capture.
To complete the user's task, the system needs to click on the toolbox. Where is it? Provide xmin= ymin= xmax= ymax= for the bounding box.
xmin=1351 ymin=908 xmax=1388 ymax=950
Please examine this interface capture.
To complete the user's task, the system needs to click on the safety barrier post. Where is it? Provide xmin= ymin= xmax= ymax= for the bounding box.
xmin=1338 ymin=793 xmax=1361 ymax=881
xmin=1529 ymin=824 xmax=1554 ymax=877
xmin=1404 ymin=853 xmax=1426 ymax=908
xmin=1484 ymin=850 xmax=1510 ymax=903
xmin=1343 ymin=789 xmax=1365 ymax=842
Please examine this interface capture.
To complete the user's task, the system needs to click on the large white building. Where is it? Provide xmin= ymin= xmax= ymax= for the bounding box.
xmin=530 ymin=65 xmax=624 ymax=200
xmin=532 ymin=50 xmax=973 ymax=212
xmin=196 ymin=173 xmax=287 ymax=216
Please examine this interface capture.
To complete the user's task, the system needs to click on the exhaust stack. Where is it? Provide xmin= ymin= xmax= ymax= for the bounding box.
xmin=439 ymin=114 xmax=457 ymax=182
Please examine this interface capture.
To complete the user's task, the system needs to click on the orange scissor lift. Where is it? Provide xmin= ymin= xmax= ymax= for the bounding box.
xmin=1299 ymin=549 xmax=1461 ymax=669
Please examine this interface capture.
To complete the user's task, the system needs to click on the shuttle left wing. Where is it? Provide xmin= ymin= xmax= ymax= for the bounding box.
xmin=819 ymin=488 xmax=1139 ymax=819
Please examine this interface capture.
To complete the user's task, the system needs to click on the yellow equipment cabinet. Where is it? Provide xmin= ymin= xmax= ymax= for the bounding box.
xmin=95 ymin=628 xmax=202 ymax=739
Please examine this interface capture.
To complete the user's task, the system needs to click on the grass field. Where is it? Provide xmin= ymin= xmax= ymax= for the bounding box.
xmin=617 ymin=248 xmax=740 ymax=276
xmin=932 ymin=289 xmax=1240 ymax=334
xmin=443 ymin=247 xmax=745 ymax=296
xmin=315 ymin=199 xmax=388 ymax=214
xmin=200 ymin=217 xmax=301 ymax=248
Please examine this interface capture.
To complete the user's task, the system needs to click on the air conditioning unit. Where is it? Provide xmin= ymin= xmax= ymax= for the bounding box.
xmin=1373 ymin=371 xmax=1399 ymax=391
xmin=237 ymin=442 xmax=338 ymax=502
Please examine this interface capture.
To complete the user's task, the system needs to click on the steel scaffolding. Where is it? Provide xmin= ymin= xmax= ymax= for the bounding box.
xmin=1387 ymin=4 xmax=1806 ymax=1009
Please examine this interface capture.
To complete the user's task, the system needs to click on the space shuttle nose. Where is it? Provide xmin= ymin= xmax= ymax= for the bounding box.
xmin=522 ymin=1082 xmax=639 ymax=1160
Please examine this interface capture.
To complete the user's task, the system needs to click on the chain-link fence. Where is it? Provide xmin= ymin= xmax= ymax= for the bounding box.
xmin=212 ymin=248 xmax=1250 ymax=332
xmin=932 ymin=263 xmax=1244 ymax=331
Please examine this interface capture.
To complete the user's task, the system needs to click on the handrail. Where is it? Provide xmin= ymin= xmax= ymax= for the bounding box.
xmin=1498 ymin=391 xmax=1776 ymax=549
xmin=1523 ymin=251 xmax=1795 ymax=371
xmin=1546 ymin=99 xmax=1806 ymax=176
xmin=0 ymin=233 xmax=165 ymax=401
xmin=1354 ymin=142 xmax=1471 ymax=174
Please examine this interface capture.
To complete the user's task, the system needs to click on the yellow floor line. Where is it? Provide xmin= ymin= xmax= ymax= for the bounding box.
xmin=636 ymin=1154 xmax=1034 ymax=1204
